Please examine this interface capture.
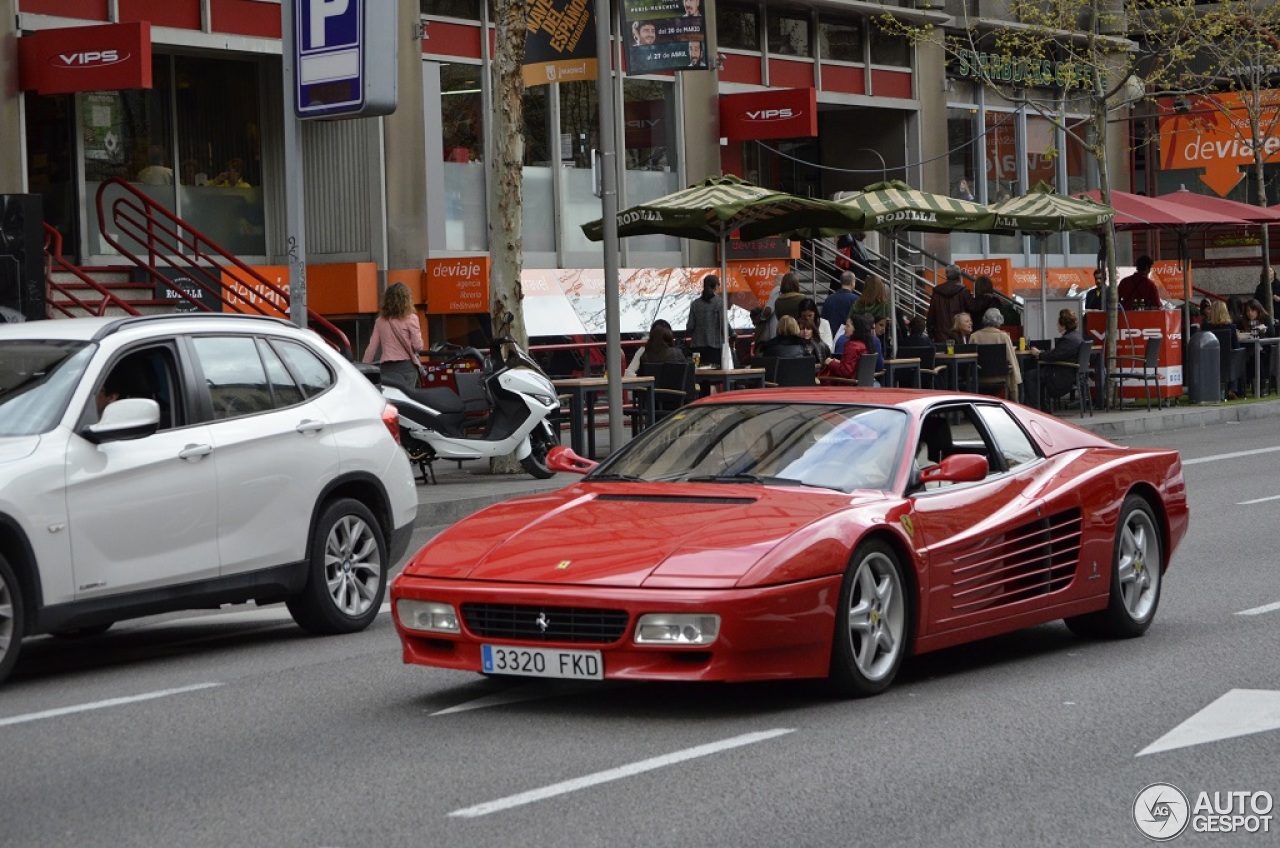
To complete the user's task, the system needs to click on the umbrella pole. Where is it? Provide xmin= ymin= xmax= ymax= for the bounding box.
xmin=1039 ymin=235 xmax=1049 ymax=338
xmin=720 ymin=235 xmax=734 ymax=368
xmin=888 ymin=234 xmax=899 ymax=355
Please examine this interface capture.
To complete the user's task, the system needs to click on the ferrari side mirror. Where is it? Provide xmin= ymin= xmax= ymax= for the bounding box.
xmin=918 ymin=453 xmax=988 ymax=484
xmin=547 ymin=445 xmax=597 ymax=474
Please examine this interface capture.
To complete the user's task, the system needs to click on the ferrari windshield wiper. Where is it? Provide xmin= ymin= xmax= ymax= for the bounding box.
xmin=589 ymin=473 xmax=647 ymax=482
xmin=686 ymin=473 xmax=764 ymax=484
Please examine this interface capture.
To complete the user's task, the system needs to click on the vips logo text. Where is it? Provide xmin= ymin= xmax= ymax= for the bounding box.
xmin=55 ymin=49 xmax=130 ymax=68
xmin=743 ymin=108 xmax=798 ymax=122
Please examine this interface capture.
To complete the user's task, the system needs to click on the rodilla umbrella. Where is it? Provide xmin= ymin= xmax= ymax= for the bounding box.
xmin=830 ymin=180 xmax=999 ymax=349
xmin=583 ymin=174 xmax=865 ymax=367
xmin=990 ymin=183 xmax=1114 ymax=336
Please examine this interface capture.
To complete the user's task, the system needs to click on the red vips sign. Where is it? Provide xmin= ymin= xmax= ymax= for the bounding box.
xmin=719 ymin=88 xmax=818 ymax=141
xmin=426 ymin=257 xmax=490 ymax=314
xmin=19 ymin=22 xmax=152 ymax=95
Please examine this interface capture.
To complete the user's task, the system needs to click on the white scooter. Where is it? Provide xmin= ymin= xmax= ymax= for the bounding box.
xmin=377 ymin=324 xmax=561 ymax=482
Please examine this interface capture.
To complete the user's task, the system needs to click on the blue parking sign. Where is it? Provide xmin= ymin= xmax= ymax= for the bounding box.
xmin=294 ymin=0 xmax=396 ymax=119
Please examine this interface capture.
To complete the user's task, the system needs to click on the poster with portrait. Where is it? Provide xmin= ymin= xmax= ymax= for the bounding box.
xmin=623 ymin=0 xmax=708 ymax=74
xmin=522 ymin=0 xmax=598 ymax=87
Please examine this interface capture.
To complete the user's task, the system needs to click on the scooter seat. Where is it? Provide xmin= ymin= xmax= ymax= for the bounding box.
xmin=400 ymin=385 xmax=466 ymax=415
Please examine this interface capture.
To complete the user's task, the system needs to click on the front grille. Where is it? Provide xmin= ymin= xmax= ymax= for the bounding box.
xmin=461 ymin=603 xmax=629 ymax=644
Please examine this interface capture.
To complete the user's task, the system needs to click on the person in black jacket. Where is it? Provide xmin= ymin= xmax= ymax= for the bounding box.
xmin=761 ymin=315 xmax=810 ymax=359
xmin=1023 ymin=309 xmax=1084 ymax=411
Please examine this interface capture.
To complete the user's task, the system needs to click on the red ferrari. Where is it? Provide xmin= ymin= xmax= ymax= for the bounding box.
xmin=390 ymin=388 xmax=1188 ymax=696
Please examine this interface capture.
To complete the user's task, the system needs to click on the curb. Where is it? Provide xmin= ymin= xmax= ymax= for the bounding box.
xmin=1077 ymin=397 xmax=1280 ymax=439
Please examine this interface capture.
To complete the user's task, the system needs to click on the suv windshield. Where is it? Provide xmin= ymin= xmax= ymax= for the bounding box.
xmin=591 ymin=402 xmax=909 ymax=493
xmin=0 ymin=341 xmax=94 ymax=436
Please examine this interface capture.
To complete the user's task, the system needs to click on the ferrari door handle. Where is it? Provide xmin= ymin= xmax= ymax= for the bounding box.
xmin=295 ymin=419 xmax=325 ymax=434
xmin=178 ymin=443 xmax=213 ymax=460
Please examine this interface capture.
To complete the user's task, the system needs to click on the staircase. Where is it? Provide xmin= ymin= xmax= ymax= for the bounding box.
xmin=43 ymin=179 xmax=351 ymax=356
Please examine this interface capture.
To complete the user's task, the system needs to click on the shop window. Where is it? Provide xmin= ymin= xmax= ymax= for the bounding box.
xmin=441 ymin=62 xmax=486 ymax=251
xmin=522 ymin=86 xmax=555 ymax=254
xmin=768 ymin=12 xmax=811 ymax=57
xmin=869 ymin=26 xmax=909 ymax=68
xmin=623 ymin=79 xmax=679 ymax=255
xmin=420 ymin=0 xmax=481 ymax=19
xmin=717 ymin=2 xmax=759 ymax=51
xmin=818 ymin=18 xmax=863 ymax=63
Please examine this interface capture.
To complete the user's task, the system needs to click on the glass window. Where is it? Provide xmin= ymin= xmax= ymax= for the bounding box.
xmin=947 ymin=108 xmax=980 ymax=201
xmin=0 ymin=341 xmax=92 ymax=436
xmin=440 ymin=62 xmax=487 ymax=251
xmin=818 ymin=19 xmax=863 ymax=63
xmin=622 ymin=79 xmax=680 ymax=254
xmin=192 ymin=336 xmax=273 ymax=419
xmin=869 ymin=26 xmax=909 ymax=67
xmin=986 ymin=110 xmax=1023 ymax=253
xmin=974 ymin=405 xmax=1040 ymax=470
xmin=420 ymin=0 xmax=481 ymax=18
xmin=273 ymin=340 xmax=334 ymax=398
xmin=174 ymin=56 xmax=266 ymax=257
xmin=717 ymin=2 xmax=759 ymax=50
xmin=257 ymin=339 xmax=305 ymax=407
xmin=768 ymin=12 xmax=811 ymax=57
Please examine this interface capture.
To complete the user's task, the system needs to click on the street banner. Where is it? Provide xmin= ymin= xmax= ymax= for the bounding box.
xmin=622 ymin=0 xmax=708 ymax=74
xmin=523 ymin=0 xmax=598 ymax=87
xmin=1158 ymin=91 xmax=1280 ymax=197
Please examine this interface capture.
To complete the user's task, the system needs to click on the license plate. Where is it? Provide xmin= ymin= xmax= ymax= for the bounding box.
xmin=481 ymin=644 xmax=603 ymax=680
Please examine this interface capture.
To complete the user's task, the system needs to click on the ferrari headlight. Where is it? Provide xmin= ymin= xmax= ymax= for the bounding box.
xmin=634 ymin=614 xmax=720 ymax=645
xmin=396 ymin=600 xmax=460 ymax=633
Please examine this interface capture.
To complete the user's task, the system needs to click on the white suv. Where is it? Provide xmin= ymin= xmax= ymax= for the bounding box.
xmin=0 ymin=314 xmax=418 ymax=684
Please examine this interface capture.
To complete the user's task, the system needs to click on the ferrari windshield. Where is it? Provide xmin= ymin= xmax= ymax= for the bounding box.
xmin=0 ymin=340 xmax=95 ymax=436
xmin=593 ymin=402 xmax=910 ymax=493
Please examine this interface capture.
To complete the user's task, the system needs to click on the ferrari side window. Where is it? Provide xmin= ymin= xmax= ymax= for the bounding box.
xmin=974 ymin=405 xmax=1040 ymax=470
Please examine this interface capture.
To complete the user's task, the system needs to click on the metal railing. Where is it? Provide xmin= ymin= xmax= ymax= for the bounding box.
xmin=93 ymin=178 xmax=352 ymax=356
xmin=43 ymin=224 xmax=140 ymax=319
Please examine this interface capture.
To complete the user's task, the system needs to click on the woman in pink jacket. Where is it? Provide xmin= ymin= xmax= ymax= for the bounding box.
xmin=362 ymin=282 xmax=423 ymax=387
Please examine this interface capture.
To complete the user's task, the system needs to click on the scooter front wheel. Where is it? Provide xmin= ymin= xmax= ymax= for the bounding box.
xmin=520 ymin=422 xmax=558 ymax=479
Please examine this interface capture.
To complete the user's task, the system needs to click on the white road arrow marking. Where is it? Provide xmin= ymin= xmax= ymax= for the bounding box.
xmin=449 ymin=728 xmax=796 ymax=817
xmin=1237 ymin=601 xmax=1280 ymax=616
xmin=1138 ymin=689 xmax=1280 ymax=756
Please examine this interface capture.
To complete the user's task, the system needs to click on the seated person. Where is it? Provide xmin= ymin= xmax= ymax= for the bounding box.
xmin=970 ymin=307 xmax=1022 ymax=399
xmin=761 ymin=315 xmax=810 ymax=358
xmin=1022 ymin=309 xmax=1084 ymax=411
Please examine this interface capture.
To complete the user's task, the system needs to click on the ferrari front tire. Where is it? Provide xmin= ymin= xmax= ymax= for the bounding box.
xmin=287 ymin=498 xmax=387 ymax=635
xmin=828 ymin=540 xmax=909 ymax=697
xmin=1066 ymin=494 xmax=1162 ymax=639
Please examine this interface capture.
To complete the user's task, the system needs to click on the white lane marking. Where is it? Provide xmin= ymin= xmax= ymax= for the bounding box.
xmin=1138 ymin=689 xmax=1280 ymax=756
xmin=433 ymin=682 xmax=603 ymax=716
xmin=449 ymin=728 xmax=796 ymax=818
xmin=1183 ymin=446 xmax=1280 ymax=466
xmin=1237 ymin=601 xmax=1280 ymax=616
xmin=0 ymin=682 xmax=223 ymax=728
xmin=1236 ymin=494 xmax=1280 ymax=506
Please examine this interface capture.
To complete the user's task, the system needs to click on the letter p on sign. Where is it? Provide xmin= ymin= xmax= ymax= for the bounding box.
xmin=310 ymin=0 xmax=349 ymax=48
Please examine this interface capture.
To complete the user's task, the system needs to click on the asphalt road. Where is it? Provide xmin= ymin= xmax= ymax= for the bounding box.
xmin=2 ymin=419 xmax=1278 ymax=848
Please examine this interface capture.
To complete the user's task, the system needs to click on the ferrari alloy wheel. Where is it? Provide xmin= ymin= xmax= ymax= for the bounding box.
xmin=1066 ymin=494 xmax=1162 ymax=639
xmin=287 ymin=498 xmax=387 ymax=635
xmin=520 ymin=421 xmax=558 ymax=480
xmin=829 ymin=540 xmax=909 ymax=697
xmin=0 ymin=553 xmax=25 ymax=686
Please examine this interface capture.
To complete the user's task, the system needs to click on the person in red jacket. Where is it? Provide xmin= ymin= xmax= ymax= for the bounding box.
xmin=1118 ymin=255 xmax=1162 ymax=310
xmin=822 ymin=314 xmax=876 ymax=383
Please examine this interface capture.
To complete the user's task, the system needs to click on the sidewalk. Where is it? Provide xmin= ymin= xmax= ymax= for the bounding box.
xmin=411 ymin=394 xmax=1280 ymax=529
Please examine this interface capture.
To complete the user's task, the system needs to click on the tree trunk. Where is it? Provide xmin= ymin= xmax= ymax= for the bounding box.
xmin=489 ymin=1 xmax=530 ymax=475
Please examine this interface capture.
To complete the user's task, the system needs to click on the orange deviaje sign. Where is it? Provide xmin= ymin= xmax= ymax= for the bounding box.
xmin=426 ymin=257 xmax=490 ymax=314
xmin=1158 ymin=91 xmax=1280 ymax=197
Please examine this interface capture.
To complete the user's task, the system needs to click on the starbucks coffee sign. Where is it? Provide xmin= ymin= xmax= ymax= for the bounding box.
xmin=952 ymin=49 xmax=1102 ymax=91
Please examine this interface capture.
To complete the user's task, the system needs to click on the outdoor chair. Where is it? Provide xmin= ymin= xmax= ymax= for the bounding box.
xmin=1110 ymin=336 xmax=1163 ymax=410
xmin=639 ymin=361 xmax=696 ymax=421
xmin=975 ymin=343 xmax=1010 ymax=397
xmin=773 ymin=356 xmax=819 ymax=386
xmin=748 ymin=355 xmax=780 ymax=386
xmin=857 ymin=351 xmax=880 ymax=387
xmin=1041 ymin=340 xmax=1094 ymax=418
xmin=896 ymin=344 xmax=946 ymax=390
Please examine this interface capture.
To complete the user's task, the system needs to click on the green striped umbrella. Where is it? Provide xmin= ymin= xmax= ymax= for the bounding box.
xmin=583 ymin=175 xmax=865 ymax=365
xmin=991 ymin=183 xmax=1115 ymax=336
xmin=838 ymin=180 xmax=998 ymax=234
xmin=990 ymin=181 xmax=1114 ymax=233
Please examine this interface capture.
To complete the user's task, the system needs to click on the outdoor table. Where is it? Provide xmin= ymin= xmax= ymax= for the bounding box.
xmin=883 ymin=358 xmax=921 ymax=388
xmin=1015 ymin=349 xmax=1039 ymax=404
xmin=934 ymin=352 xmax=978 ymax=392
xmin=1239 ymin=336 xmax=1280 ymax=398
xmin=695 ymin=367 xmax=766 ymax=396
xmin=552 ymin=376 xmax=656 ymax=459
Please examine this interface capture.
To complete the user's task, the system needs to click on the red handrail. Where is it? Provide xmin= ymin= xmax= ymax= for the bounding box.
xmin=43 ymin=223 xmax=140 ymax=318
xmin=94 ymin=178 xmax=352 ymax=356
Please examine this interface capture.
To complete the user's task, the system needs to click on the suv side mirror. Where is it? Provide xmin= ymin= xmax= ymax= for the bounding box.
xmin=918 ymin=453 xmax=988 ymax=485
xmin=81 ymin=398 xmax=161 ymax=444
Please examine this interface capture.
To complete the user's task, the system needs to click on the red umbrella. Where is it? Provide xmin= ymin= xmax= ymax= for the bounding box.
xmin=1157 ymin=188 xmax=1280 ymax=223
xmin=1077 ymin=189 xmax=1244 ymax=229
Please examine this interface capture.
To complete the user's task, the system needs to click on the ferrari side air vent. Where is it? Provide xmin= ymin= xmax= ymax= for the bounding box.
xmin=461 ymin=603 xmax=629 ymax=644
xmin=951 ymin=508 xmax=1084 ymax=612
xmin=594 ymin=494 xmax=755 ymax=505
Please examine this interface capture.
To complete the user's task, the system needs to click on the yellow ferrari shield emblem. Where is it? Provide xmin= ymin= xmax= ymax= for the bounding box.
xmin=901 ymin=515 xmax=914 ymax=538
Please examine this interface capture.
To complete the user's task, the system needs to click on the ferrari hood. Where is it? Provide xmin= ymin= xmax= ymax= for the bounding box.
xmin=404 ymin=483 xmax=868 ymax=587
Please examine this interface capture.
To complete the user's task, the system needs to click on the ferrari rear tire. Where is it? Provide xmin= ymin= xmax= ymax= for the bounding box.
xmin=287 ymin=498 xmax=387 ymax=635
xmin=0 ymin=553 xmax=25 ymax=686
xmin=1066 ymin=494 xmax=1162 ymax=639
xmin=828 ymin=540 xmax=909 ymax=697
